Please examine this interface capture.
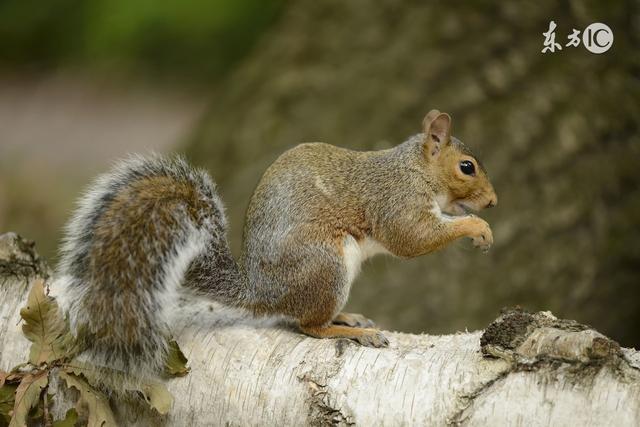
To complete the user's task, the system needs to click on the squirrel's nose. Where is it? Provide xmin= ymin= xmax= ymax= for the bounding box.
xmin=486 ymin=197 xmax=497 ymax=209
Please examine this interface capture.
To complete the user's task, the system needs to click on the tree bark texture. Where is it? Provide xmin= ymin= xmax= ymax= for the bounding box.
xmin=1 ymin=233 xmax=639 ymax=426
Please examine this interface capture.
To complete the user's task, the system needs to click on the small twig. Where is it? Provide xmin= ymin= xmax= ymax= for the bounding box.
xmin=43 ymin=381 xmax=53 ymax=427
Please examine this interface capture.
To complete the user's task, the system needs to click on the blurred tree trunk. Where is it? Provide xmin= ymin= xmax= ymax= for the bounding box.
xmin=185 ymin=0 xmax=640 ymax=346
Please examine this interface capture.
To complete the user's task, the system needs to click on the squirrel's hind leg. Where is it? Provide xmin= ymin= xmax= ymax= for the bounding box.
xmin=332 ymin=312 xmax=376 ymax=328
xmin=300 ymin=324 xmax=389 ymax=348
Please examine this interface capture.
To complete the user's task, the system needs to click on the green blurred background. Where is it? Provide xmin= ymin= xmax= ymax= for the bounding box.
xmin=1 ymin=0 xmax=639 ymax=346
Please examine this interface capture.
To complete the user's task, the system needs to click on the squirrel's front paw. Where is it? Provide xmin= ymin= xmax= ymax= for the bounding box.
xmin=469 ymin=218 xmax=493 ymax=253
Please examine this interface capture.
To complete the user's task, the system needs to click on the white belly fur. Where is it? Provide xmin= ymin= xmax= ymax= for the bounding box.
xmin=342 ymin=235 xmax=390 ymax=286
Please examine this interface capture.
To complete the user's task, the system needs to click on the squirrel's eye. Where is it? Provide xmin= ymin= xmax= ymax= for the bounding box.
xmin=459 ymin=160 xmax=475 ymax=176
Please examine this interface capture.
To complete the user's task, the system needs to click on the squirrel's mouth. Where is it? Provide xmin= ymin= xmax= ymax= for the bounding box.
xmin=443 ymin=201 xmax=477 ymax=217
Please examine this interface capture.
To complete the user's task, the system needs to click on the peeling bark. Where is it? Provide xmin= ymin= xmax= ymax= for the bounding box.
xmin=1 ymin=233 xmax=639 ymax=426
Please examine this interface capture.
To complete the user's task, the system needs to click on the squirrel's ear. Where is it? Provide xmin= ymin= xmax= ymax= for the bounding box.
xmin=422 ymin=110 xmax=451 ymax=157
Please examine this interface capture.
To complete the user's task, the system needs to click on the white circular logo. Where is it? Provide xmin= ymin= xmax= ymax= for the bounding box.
xmin=582 ymin=23 xmax=613 ymax=54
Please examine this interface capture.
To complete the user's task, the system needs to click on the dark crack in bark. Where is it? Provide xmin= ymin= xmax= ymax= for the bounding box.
xmin=298 ymin=374 xmax=355 ymax=427
xmin=447 ymin=370 xmax=510 ymax=426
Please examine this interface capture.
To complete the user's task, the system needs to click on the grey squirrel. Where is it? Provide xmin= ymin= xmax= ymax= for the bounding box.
xmin=53 ymin=109 xmax=497 ymax=390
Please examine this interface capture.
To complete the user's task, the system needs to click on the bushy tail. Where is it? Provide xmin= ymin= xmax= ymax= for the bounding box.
xmin=53 ymin=154 xmax=243 ymax=390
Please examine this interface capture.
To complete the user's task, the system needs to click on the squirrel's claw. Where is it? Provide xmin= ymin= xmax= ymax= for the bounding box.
xmin=353 ymin=330 xmax=389 ymax=348
xmin=472 ymin=235 xmax=492 ymax=253
xmin=469 ymin=219 xmax=494 ymax=253
xmin=472 ymin=237 xmax=492 ymax=253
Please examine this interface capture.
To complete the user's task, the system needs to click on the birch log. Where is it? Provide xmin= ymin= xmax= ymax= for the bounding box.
xmin=1 ymin=232 xmax=639 ymax=426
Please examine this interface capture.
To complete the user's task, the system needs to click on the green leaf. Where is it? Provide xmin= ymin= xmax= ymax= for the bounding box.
xmin=52 ymin=408 xmax=78 ymax=427
xmin=164 ymin=340 xmax=189 ymax=377
xmin=8 ymin=371 xmax=48 ymax=427
xmin=59 ymin=371 xmax=116 ymax=427
xmin=141 ymin=383 xmax=173 ymax=415
xmin=20 ymin=279 xmax=77 ymax=365
xmin=0 ymin=384 xmax=17 ymax=425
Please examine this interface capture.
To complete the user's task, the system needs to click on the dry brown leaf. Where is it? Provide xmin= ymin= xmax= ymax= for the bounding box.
xmin=20 ymin=279 xmax=76 ymax=365
xmin=8 ymin=371 xmax=48 ymax=427
xmin=59 ymin=371 xmax=116 ymax=427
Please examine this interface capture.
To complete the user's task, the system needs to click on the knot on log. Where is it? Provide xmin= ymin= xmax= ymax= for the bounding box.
xmin=480 ymin=308 xmax=622 ymax=366
xmin=0 ymin=232 xmax=50 ymax=284
xmin=299 ymin=374 xmax=355 ymax=427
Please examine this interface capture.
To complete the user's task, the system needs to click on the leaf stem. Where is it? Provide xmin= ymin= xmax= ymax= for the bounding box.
xmin=43 ymin=381 xmax=52 ymax=427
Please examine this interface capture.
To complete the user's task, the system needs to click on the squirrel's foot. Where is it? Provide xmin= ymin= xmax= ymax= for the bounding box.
xmin=332 ymin=312 xmax=376 ymax=328
xmin=352 ymin=330 xmax=389 ymax=347
xmin=300 ymin=324 xmax=389 ymax=348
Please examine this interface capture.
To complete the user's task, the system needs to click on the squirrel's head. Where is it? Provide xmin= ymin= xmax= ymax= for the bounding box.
xmin=422 ymin=109 xmax=497 ymax=216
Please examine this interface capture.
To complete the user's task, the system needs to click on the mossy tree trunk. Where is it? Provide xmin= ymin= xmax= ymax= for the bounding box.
xmin=185 ymin=0 xmax=640 ymax=346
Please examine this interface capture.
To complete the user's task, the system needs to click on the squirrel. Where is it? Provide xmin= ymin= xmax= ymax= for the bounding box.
xmin=53 ymin=109 xmax=497 ymax=390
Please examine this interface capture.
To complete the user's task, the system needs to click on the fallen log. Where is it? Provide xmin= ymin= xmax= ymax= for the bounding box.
xmin=1 ymin=232 xmax=639 ymax=426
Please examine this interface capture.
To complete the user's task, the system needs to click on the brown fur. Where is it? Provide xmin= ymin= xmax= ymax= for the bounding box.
xmin=57 ymin=110 xmax=496 ymax=377
xmin=84 ymin=176 xmax=214 ymax=350
xmin=54 ymin=110 xmax=496 ymax=391
xmin=241 ymin=110 xmax=497 ymax=346
xmin=300 ymin=324 xmax=388 ymax=347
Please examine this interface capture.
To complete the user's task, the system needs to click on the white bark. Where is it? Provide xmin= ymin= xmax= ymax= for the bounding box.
xmin=1 ymin=232 xmax=639 ymax=426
